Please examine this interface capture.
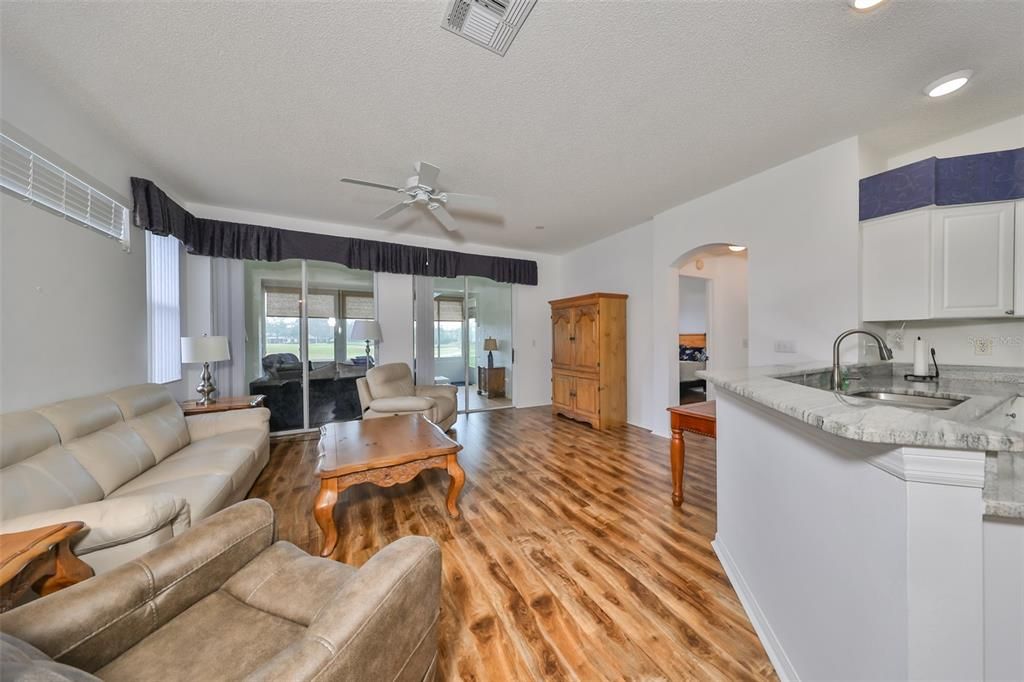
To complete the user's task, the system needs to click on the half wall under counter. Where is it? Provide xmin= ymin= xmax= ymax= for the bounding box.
xmin=700 ymin=362 xmax=1023 ymax=681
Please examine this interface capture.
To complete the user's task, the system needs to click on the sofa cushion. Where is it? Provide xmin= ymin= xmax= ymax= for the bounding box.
xmin=366 ymin=363 xmax=415 ymax=399
xmin=109 ymin=474 xmax=233 ymax=522
xmin=107 ymin=385 xmax=190 ymax=463
xmin=95 ymin=590 xmax=305 ymax=681
xmin=62 ymin=423 xmax=156 ymax=497
xmin=34 ymin=396 xmax=122 ymax=443
xmin=133 ymin=432 xmax=261 ymax=493
xmin=0 ymin=633 xmax=100 ymax=682
xmin=222 ymin=542 xmax=356 ymax=626
xmin=0 ymin=412 xmax=104 ymax=520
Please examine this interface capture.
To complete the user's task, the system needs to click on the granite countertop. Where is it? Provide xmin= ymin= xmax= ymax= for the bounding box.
xmin=700 ymin=362 xmax=1023 ymax=453
xmin=701 ymin=362 xmax=1024 ymax=520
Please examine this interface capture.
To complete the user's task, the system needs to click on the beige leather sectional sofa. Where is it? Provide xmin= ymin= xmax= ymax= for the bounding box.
xmin=0 ymin=384 xmax=269 ymax=574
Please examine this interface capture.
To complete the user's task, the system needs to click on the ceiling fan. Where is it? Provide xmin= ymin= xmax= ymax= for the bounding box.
xmin=340 ymin=162 xmax=498 ymax=232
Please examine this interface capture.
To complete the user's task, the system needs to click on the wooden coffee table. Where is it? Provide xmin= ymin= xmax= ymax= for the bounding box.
xmin=314 ymin=415 xmax=465 ymax=557
xmin=0 ymin=522 xmax=93 ymax=612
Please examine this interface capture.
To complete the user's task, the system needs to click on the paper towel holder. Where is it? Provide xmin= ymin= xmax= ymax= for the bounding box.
xmin=904 ymin=348 xmax=940 ymax=382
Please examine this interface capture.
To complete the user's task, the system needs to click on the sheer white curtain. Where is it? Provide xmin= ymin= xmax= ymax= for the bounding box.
xmin=146 ymin=232 xmax=181 ymax=384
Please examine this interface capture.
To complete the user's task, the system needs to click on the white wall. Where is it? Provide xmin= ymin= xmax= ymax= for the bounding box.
xmin=0 ymin=58 xmax=179 ymax=411
xmin=677 ymin=276 xmax=707 ymax=333
xmin=182 ymin=203 xmax=561 ymax=409
xmin=561 ymin=220 xmax=653 ymax=428
xmin=886 ymin=114 xmax=1024 ymax=170
xmin=679 ymin=252 xmax=749 ymax=378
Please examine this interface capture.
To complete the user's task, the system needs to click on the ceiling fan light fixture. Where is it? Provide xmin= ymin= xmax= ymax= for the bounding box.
xmin=925 ymin=70 xmax=973 ymax=98
xmin=728 ymin=245 xmax=747 ymax=252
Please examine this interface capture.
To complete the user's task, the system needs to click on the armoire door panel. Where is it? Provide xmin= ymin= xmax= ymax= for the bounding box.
xmin=551 ymin=308 xmax=574 ymax=370
xmin=573 ymin=376 xmax=600 ymax=419
xmin=572 ymin=305 xmax=600 ymax=370
xmin=552 ymin=374 xmax=575 ymax=412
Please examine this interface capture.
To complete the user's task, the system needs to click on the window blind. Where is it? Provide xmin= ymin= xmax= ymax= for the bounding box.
xmin=265 ymin=288 xmax=337 ymax=319
xmin=343 ymin=292 xmax=374 ymax=320
xmin=436 ymin=297 xmax=464 ymax=322
xmin=146 ymin=232 xmax=181 ymax=384
xmin=1 ymin=133 xmax=129 ymax=247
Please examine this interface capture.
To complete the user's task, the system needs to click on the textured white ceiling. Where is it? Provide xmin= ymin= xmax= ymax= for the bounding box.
xmin=2 ymin=1 xmax=1021 ymax=254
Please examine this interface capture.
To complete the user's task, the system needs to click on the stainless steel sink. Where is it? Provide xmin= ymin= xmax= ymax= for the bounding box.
xmin=846 ymin=390 xmax=966 ymax=410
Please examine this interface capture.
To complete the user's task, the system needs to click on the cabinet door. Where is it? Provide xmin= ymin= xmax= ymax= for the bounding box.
xmin=862 ymin=210 xmax=931 ymax=321
xmin=572 ymin=305 xmax=600 ymax=370
xmin=573 ymin=376 xmax=600 ymax=420
xmin=552 ymin=307 xmax=574 ymax=370
xmin=1015 ymin=200 xmax=1023 ymax=316
xmin=931 ymin=203 xmax=1015 ymax=318
xmin=552 ymin=373 xmax=575 ymax=412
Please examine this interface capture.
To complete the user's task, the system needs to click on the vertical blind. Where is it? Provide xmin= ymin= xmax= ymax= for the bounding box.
xmin=146 ymin=232 xmax=181 ymax=384
xmin=1 ymin=133 xmax=130 ymax=247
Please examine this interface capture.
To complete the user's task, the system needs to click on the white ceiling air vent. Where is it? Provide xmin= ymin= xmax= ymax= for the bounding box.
xmin=442 ymin=0 xmax=536 ymax=56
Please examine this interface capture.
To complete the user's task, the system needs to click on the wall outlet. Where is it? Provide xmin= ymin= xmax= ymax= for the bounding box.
xmin=774 ymin=339 xmax=797 ymax=354
xmin=973 ymin=337 xmax=993 ymax=356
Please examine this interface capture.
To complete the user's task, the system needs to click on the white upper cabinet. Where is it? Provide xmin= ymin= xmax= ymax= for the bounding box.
xmin=862 ymin=210 xmax=931 ymax=321
xmin=931 ymin=202 xmax=1015 ymax=318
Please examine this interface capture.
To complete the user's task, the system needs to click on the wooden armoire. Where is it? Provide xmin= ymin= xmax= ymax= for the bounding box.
xmin=549 ymin=292 xmax=627 ymax=430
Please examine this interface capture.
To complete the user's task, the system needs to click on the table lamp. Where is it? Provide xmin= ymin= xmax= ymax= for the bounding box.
xmin=483 ymin=337 xmax=498 ymax=368
xmin=350 ymin=320 xmax=382 ymax=368
xmin=181 ymin=335 xmax=230 ymax=405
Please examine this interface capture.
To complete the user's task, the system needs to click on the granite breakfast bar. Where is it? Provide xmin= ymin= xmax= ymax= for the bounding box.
xmin=700 ymin=362 xmax=1023 ymax=681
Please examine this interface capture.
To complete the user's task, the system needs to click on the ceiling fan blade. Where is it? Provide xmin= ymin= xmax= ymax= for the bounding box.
xmin=375 ymin=201 xmax=412 ymax=220
xmin=415 ymin=162 xmax=440 ymax=190
xmin=340 ymin=177 xmax=402 ymax=192
xmin=442 ymin=192 xmax=499 ymax=214
xmin=429 ymin=204 xmax=458 ymax=231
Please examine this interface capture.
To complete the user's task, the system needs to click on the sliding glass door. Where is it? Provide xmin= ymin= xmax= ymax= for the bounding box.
xmin=244 ymin=260 xmax=375 ymax=433
xmin=413 ymin=275 xmax=512 ymax=413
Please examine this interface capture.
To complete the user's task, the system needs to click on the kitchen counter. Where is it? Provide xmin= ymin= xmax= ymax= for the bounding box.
xmin=700 ymin=362 xmax=1023 ymax=453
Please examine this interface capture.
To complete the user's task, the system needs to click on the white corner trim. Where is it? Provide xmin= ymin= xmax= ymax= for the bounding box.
xmin=712 ymin=537 xmax=797 ymax=682
xmin=868 ymin=447 xmax=986 ymax=488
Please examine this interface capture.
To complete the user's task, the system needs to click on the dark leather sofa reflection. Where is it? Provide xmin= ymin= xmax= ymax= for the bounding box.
xmin=249 ymin=353 xmax=366 ymax=432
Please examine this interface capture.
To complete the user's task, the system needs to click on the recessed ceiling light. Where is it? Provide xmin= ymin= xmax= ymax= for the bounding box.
xmin=926 ymin=70 xmax=973 ymax=98
xmin=728 ymin=245 xmax=747 ymax=252
xmin=848 ymin=0 xmax=886 ymax=11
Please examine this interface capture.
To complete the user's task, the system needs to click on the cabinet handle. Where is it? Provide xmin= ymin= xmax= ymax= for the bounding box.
xmin=1006 ymin=310 xmax=1015 ymax=315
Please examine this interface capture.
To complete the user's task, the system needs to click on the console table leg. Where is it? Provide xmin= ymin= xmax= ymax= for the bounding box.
xmin=314 ymin=479 xmax=340 ymax=557
xmin=671 ymin=427 xmax=685 ymax=507
xmin=446 ymin=454 xmax=466 ymax=518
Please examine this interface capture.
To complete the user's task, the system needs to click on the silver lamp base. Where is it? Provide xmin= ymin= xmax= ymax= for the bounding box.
xmin=196 ymin=362 xmax=217 ymax=406
xmin=365 ymin=340 xmax=375 ymax=368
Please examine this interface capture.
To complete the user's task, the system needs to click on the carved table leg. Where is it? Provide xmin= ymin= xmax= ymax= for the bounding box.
xmin=670 ymin=427 xmax=685 ymax=507
xmin=314 ymin=478 xmax=340 ymax=557
xmin=36 ymin=541 xmax=93 ymax=596
xmin=446 ymin=454 xmax=466 ymax=518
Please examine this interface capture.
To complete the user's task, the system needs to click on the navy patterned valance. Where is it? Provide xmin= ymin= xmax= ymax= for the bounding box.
xmin=859 ymin=147 xmax=1024 ymax=221
xmin=131 ymin=178 xmax=538 ymax=285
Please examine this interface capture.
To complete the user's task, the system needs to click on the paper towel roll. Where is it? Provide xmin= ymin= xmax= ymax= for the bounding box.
xmin=913 ymin=337 xmax=927 ymax=376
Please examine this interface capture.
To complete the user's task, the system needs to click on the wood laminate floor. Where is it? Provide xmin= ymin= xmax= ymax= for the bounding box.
xmin=248 ymin=407 xmax=776 ymax=681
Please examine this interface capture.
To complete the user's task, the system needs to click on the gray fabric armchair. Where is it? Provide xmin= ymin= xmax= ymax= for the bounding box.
xmin=356 ymin=363 xmax=457 ymax=431
xmin=0 ymin=499 xmax=441 ymax=682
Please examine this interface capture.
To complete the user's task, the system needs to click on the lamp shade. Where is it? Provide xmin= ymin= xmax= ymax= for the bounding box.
xmin=350 ymin=320 xmax=382 ymax=342
xmin=181 ymin=335 xmax=230 ymax=364
xmin=483 ymin=337 xmax=499 ymax=351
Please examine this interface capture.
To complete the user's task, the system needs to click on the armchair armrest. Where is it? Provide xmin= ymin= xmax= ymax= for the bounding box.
xmin=185 ymin=407 xmax=270 ymax=441
xmin=415 ymin=384 xmax=458 ymax=401
xmin=0 ymin=499 xmax=276 ymax=673
xmin=367 ymin=396 xmax=435 ymax=413
xmin=248 ymin=536 xmax=442 ymax=681
xmin=0 ymin=493 xmax=189 ymax=556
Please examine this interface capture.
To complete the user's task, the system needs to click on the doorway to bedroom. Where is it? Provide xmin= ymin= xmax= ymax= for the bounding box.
xmin=676 ymin=245 xmax=749 ymax=404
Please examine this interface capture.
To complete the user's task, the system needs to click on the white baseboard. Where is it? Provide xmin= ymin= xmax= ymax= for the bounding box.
xmin=712 ymin=537 xmax=798 ymax=682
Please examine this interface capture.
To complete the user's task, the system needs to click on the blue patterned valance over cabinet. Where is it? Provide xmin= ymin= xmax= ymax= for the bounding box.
xmin=859 ymin=147 xmax=1024 ymax=221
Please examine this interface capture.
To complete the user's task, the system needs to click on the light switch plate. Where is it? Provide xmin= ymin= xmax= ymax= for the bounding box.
xmin=774 ymin=339 xmax=797 ymax=353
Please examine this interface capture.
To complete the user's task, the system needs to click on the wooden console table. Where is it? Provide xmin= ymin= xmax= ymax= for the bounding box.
xmin=0 ymin=522 xmax=93 ymax=611
xmin=180 ymin=395 xmax=265 ymax=416
xmin=667 ymin=401 xmax=716 ymax=507
xmin=477 ymin=366 xmax=506 ymax=398
xmin=314 ymin=415 xmax=465 ymax=557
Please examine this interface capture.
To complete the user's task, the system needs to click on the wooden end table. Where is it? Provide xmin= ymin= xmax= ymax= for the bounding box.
xmin=0 ymin=522 xmax=93 ymax=611
xmin=180 ymin=395 xmax=265 ymax=416
xmin=667 ymin=401 xmax=716 ymax=507
xmin=314 ymin=415 xmax=466 ymax=557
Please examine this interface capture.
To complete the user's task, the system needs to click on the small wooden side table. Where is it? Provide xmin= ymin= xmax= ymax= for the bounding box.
xmin=181 ymin=394 xmax=265 ymax=416
xmin=0 ymin=522 xmax=93 ymax=612
xmin=477 ymin=366 xmax=506 ymax=398
xmin=667 ymin=401 xmax=716 ymax=507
